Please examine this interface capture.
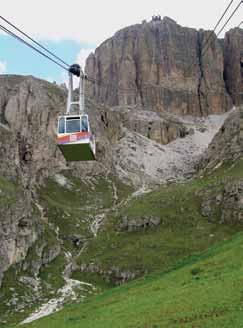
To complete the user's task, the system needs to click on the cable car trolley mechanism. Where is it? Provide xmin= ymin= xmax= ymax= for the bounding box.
xmin=57 ymin=64 xmax=96 ymax=161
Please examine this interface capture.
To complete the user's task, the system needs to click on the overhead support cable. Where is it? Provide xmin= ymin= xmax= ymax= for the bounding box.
xmin=216 ymin=0 xmax=243 ymax=37
xmin=0 ymin=24 xmax=69 ymax=71
xmin=0 ymin=6 xmax=242 ymax=95
xmin=201 ymin=0 xmax=243 ymax=57
xmin=0 ymin=15 xmax=70 ymax=68
xmin=88 ymin=1 xmax=241 ymax=90
xmin=183 ymin=0 xmax=242 ymax=80
xmin=201 ymin=0 xmax=235 ymax=54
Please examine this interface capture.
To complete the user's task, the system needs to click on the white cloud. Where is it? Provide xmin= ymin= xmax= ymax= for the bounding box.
xmin=0 ymin=0 xmax=241 ymax=45
xmin=76 ymin=48 xmax=95 ymax=71
xmin=0 ymin=61 xmax=7 ymax=74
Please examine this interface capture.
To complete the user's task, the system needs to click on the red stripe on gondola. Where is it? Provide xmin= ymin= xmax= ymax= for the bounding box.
xmin=57 ymin=132 xmax=91 ymax=145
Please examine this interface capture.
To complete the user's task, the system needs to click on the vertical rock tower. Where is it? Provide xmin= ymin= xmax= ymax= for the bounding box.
xmin=86 ymin=16 xmax=234 ymax=116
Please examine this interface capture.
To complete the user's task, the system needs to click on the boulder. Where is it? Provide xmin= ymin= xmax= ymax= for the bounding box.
xmin=119 ymin=216 xmax=161 ymax=231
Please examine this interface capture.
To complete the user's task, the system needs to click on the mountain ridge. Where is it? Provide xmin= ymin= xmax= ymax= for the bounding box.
xmin=86 ymin=16 xmax=243 ymax=115
xmin=0 ymin=16 xmax=243 ymax=326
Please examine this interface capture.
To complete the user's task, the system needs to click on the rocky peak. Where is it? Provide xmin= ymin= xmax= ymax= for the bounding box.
xmin=161 ymin=16 xmax=177 ymax=25
xmin=86 ymin=17 xmax=243 ymax=116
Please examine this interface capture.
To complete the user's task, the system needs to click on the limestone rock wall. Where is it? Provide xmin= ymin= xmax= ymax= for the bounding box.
xmin=0 ymin=187 xmax=39 ymax=288
xmin=86 ymin=17 xmax=233 ymax=116
xmin=114 ymin=106 xmax=189 ymax=145
xmin=0 ymin=75 xmax=122 ymax=188
xmin=224 ymin=28 xmax=243 ymax=106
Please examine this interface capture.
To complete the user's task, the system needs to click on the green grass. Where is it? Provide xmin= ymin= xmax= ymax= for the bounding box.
xmin=3 ymin=160 xmax=243 ymax=327
xmin=0 ymin=176 xmax=19 ymax=206
xmin=37 ymin=160 xmax=243 ymax=287
xmin=0 ymin=264 xmax=45 ymax=326
xmin=40 ymin=173 xmax=132 ymax=212
xmin=21 ymin=231 xmax=243 ymax=328
xmin=38 ymin=174 xmax=133 ymax=253
xmin=71 ymin=271 xmax=113 ymax=291
xmin=76 ymin=160 xmax=243 ymax=283
xmin=39 ymin=253 xmax=66 ymax=290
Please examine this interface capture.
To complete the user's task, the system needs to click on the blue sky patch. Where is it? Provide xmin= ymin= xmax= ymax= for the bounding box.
xmin=0 ymin=35 xmax=96 ymax=83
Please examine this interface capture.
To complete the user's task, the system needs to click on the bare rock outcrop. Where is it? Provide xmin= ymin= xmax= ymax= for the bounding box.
xmin=119 ymin=215 xmax=161 ymax=232
xmin=199 ymin=108 xmax=241 ymax=171
xmin=113 ymin=112 xmax=231 ymax=186
xmin=0 ymin=75 xmax=121 ymax=188
xmin=86 ymin=17 xmax=232 ymax=115
xmin=112 ymin=106 xmax=189 ymax=145
xmin=221 ymin=180 xmax=243 ymax=223
xmin=201 ymin=179 xmax=243 ymax=224
xmin=0 ymin=173 xmax=40 ymax=287
xmin=224 ymin=28 xmax=243 ymax=106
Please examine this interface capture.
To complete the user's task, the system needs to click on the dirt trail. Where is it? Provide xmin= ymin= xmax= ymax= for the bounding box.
xmin=20 ymin=253 xmax=95 ymax=325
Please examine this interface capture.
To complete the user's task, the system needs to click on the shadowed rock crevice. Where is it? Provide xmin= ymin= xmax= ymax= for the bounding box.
xmin=197 ymin=31 xmax=205 ymax=116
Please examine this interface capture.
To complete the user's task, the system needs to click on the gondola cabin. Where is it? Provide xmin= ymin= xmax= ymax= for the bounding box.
xmin=57 ymin=114 xmax=96 ymax=161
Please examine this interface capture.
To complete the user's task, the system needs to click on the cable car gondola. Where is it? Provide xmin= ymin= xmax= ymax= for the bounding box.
xmin=57 ymin=64 xmax=96 ymax=161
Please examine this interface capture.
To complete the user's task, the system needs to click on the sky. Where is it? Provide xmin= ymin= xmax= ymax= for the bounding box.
xmin=0 ymin=0 xmax=242 ymax=83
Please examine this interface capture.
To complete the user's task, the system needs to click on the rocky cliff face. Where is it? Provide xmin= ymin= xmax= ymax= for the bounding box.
xmin=0 ymin=75 xmax=121 ymax=288
xmin=86 ymin=17 xmax=235 ymax=116
xmin=199 ymin=108 xmax=242 ymax=171
xmin=112 ymin=106 xmax=189 ymax=145
xmin=0 ymin=173 xmax=39 ymax=288
xmin=0 ymin=75 xmax=122 ymax=188
xmin=224 ymin=28 xmax=243 ymax=106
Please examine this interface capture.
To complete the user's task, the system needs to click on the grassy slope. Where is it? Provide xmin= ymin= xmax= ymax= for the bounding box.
xmin=4 ymin=160 xmax=243 ymax=326
xmin=76 ymin=160 xmax=243 ymax=283
xmin=0 ymin=175 xmax=133 ymax=326
xmin=36 ymin=163 xmax=243 ymax=288
xmin=22 ymin=231 xmax=243 ymax=328
xmin=39 ymin=174 xmax=133 ymax=253
xmin=0 ymin=175 xmax=18 ymax=205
